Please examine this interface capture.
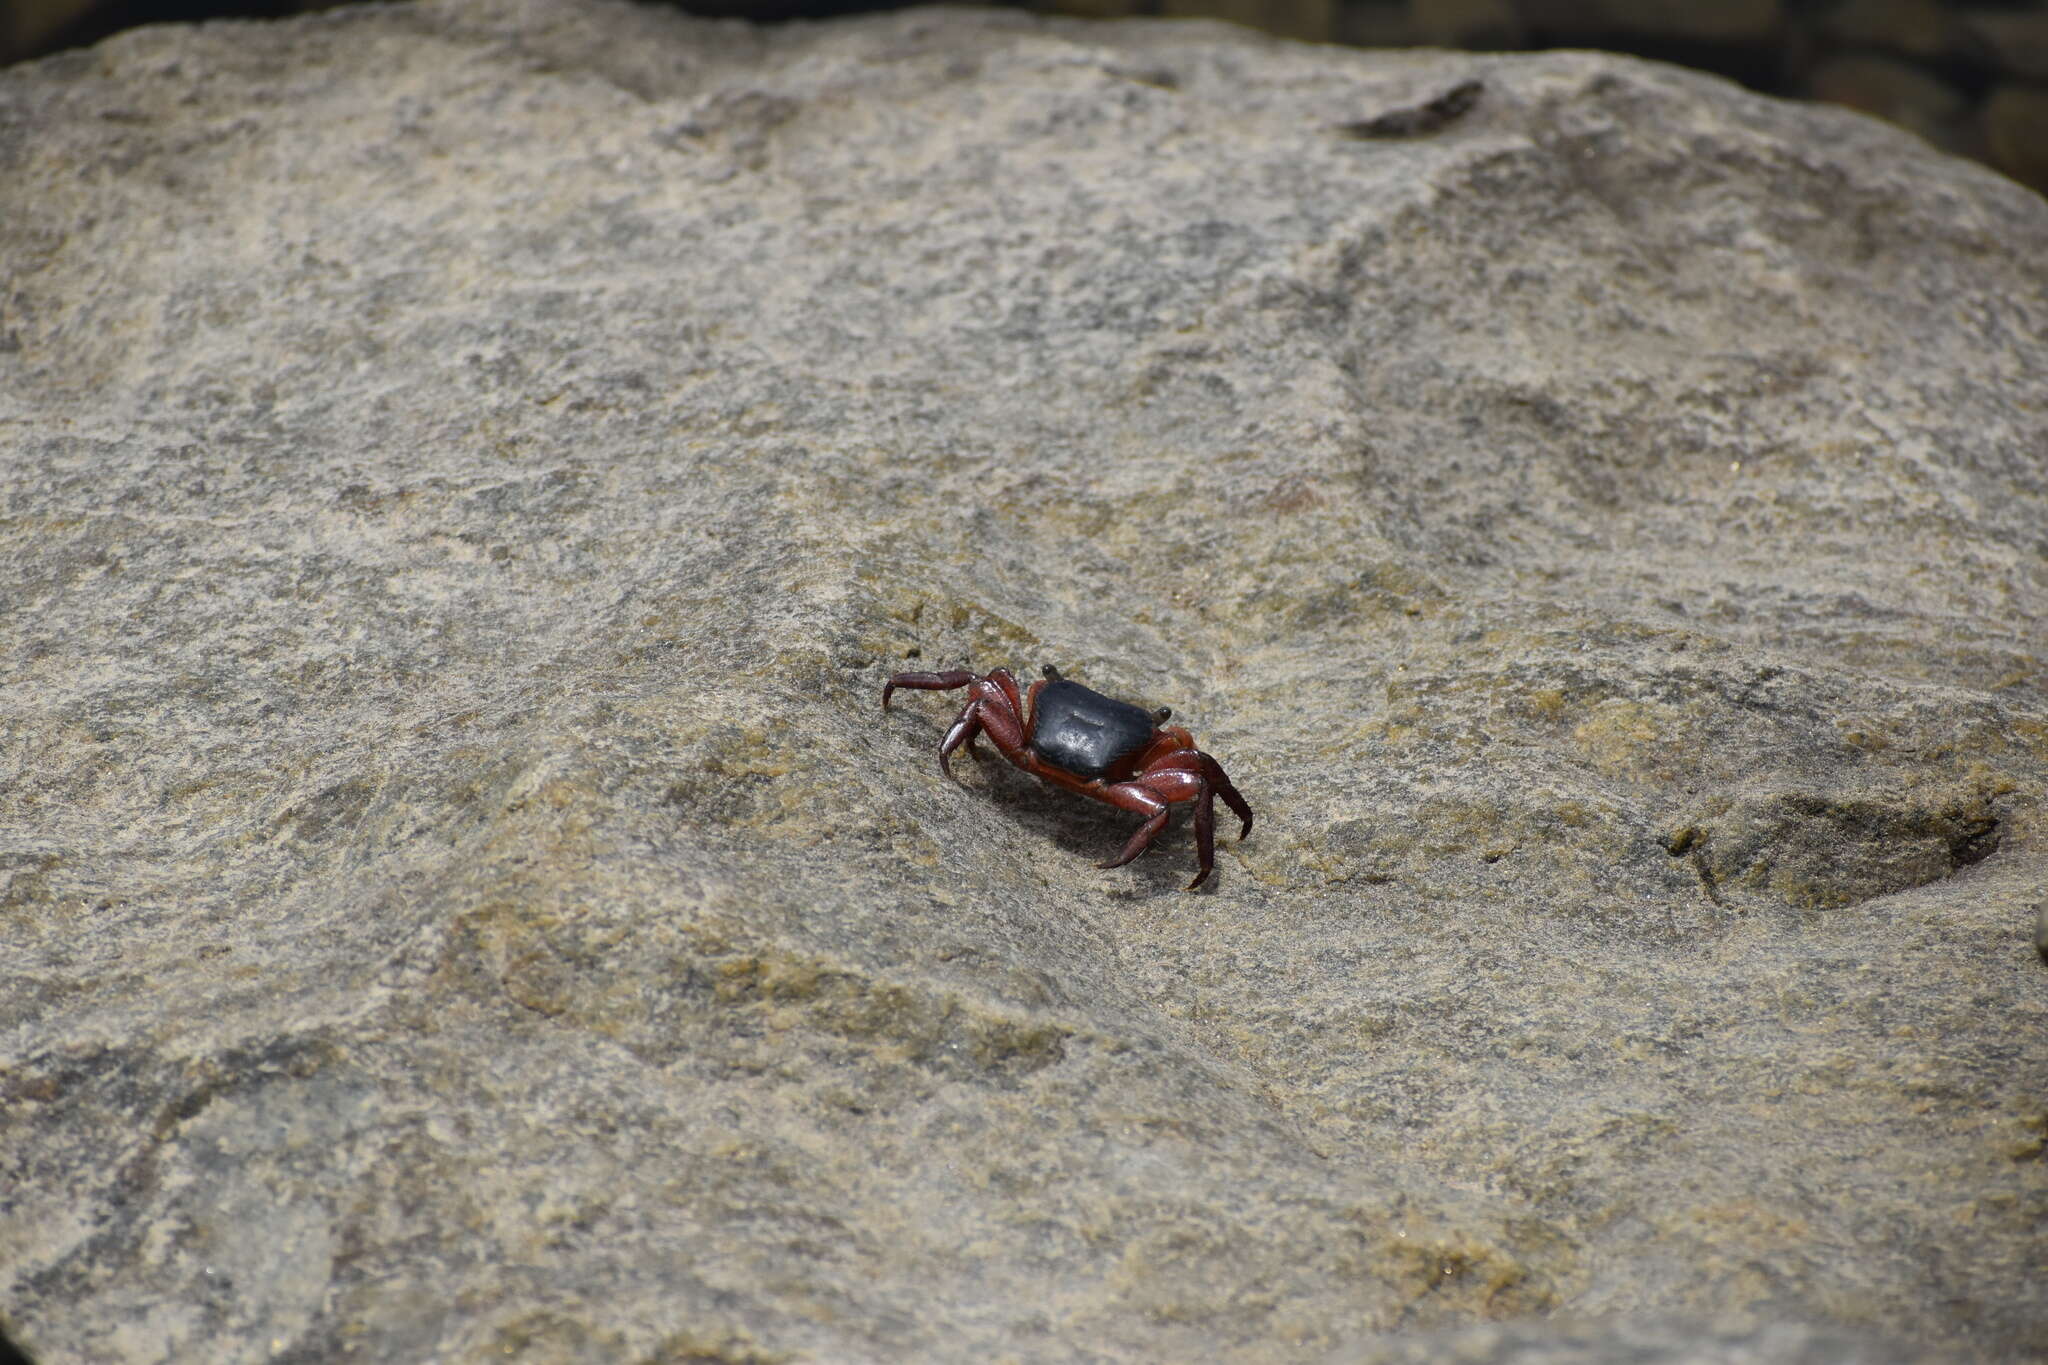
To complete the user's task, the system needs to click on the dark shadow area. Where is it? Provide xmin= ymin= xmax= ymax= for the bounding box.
xmin=0 ymin=1319 xmax=37 ymax=1365
xmin=10 ymin=0 xmax=922 ymax=62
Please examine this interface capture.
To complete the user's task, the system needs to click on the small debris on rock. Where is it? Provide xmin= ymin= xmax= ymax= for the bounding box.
xmin=1337 ymin=79 xmax=1485 ymax=138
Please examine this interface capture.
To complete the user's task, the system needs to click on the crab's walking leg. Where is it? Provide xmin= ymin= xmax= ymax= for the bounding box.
xmin=1097 ymin=784 xmax=1169 ymax=869
xmin=1099 ymin=767 xmax=1207 ymax=879
xmin=936 ymin=677 xmax=1028 ymax=780
xmin=938 ymin=707 xmax=982 ymax=780
xmin=1200 ymin=754 xmax=1254 ymax=841
xmin=882 ymin=670 xmax=975 ymax=711
xmin=1188 ymin=781 xmax=1218 ymax=891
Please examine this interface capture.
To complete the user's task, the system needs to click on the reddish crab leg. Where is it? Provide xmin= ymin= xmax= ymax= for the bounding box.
xmin=937 ymin=678 xmax=1027 ymax=780
xmin=1099 ymin=766 xmax=1206 ymax=879
xmin=1200 ymin=753 xmax=1254 ymax=841
xmin=1097 ymin=783 xmax=1171 ymax=868
xmin=881 ymin=670 xmax=975 ymax=711
xmin=1123 ymin=754 xmax=1225 ymax=889
xmin=938 ymin=707 xmax=982 ymax=777
xmin=1190 ymin=776 xmax=1218 ymax=889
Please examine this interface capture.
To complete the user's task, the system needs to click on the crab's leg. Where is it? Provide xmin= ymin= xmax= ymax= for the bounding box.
xmin=938 ymin=704 xmax=982 ymax=780
xmin=1100 ymin=767 xmax=1208 ymax=883
xmin=937 ymin=678 xmax=1029 ymax=780
xmin=1097 ymin=784 xmax=1169 ymax=869
xmin=882 ymin=669 xmax=975 ymax=710
xmin=1199 ymin=753 xmax=1253 ymax=841
xmin=967 ymin=680 xmax=1027 ymax=755
xmin=1131 ymin=751 xmax=1236 ymax=888
xmin=1189 ymin=779 xmax=1218 ymax=891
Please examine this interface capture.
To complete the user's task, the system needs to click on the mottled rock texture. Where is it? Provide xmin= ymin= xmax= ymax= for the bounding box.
xmin=3 ymin=2 xmax=2046 ymax=1361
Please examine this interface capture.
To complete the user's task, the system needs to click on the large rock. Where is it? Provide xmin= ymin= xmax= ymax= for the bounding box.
xmin=3 ymin=2 xmax=2044 ymax=1360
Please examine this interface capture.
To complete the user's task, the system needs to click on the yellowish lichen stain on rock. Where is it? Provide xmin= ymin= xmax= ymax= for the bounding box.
xmin=711 ymin=948 xmax=1073 ymax=1076
xmin=1570 ymin=698 xmax=1693 ymax=781
xmin=1370 ymin=1229 xmax=1560 ymax=1325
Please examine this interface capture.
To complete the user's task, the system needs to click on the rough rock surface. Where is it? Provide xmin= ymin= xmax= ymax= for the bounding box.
xmin=3 ymin=2 xmax=2045 ymax=1361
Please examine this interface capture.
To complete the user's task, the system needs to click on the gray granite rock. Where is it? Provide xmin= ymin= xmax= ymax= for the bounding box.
xmin=2 ymin=3 xmax=2045 ymax=1361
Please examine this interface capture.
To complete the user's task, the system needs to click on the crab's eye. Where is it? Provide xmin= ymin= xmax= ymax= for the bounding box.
xmin=1153 ymin=707 xmax=1172 ymax=723
xmin=1041 ymin=664 xmax=1062 ymax=681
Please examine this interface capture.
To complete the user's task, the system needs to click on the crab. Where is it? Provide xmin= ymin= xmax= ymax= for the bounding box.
xmin=882 ymin=664 xmax=1253 ymax=889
